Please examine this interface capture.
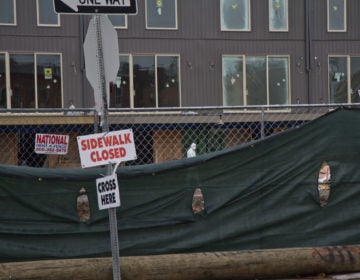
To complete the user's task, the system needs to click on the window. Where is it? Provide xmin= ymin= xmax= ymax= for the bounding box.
xmin=108 ymin=15 xmax=127 ymax=29
xmin=37 ymin=0 xmax=59 ymax=26
xmin=268 ymin=57 xmax=290 ymax=105
xmin=6 ymin=53 xmax=62 ymax=109
xmin=111 ymin=54 xmax=180 ymax=108
xmin=157 ymin=56 xmax=180 ymax=107
xmin=0 ymin=0 xmax=16 ymax=25
xmin=222 ymin=56 xmax=244 ymax=106
xmin=133 ymin=55 xmax=156 ymax=107
xmin=10 ymin=54 xmax=35 ymax=108
xmin=0 ymin=54 xmax=6 ymax=108
xmin=222 ymin=55 xmax=290 ymax=107
xmin=329 ymin=55 xmax=360 ymax=103
xmin=110 ymin=56 xmax=130 ymax=108
xmin=327 ymin=0 xmax=346 ymax=32
xmin=221 ymin=0 xmax=250 ymax=31
xmin=146 ymin=0 xmax=177 ymax=29
xmin=269 ymin=0 xmax=288 ymax=32
xmin=36 ymin=54 xmax=62 ymax=108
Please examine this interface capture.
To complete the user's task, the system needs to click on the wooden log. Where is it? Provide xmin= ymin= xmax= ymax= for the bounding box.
xmin=1 ymin=245 xmax=360 ymax=280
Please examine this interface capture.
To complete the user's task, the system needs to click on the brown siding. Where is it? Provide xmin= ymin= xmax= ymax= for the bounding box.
xmin=0 ymin=133 xmax=17 ymax=165
xmin=153 ymin=129 xmax=183 ymax=162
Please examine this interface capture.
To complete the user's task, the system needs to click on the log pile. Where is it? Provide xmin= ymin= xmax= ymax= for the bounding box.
xmin=1 ymin=245 xmax=360 ymax=280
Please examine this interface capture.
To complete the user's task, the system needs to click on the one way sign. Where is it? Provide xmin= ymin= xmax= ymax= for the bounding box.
xmin=54 ymin=0 xmax=137 ymax=14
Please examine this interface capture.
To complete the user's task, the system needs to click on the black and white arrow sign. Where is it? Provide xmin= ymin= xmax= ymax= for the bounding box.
xmin=54 ymin=0 xmax=137 ymax=14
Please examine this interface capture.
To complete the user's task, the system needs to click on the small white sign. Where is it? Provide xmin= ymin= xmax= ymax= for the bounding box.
xmin=96 ymin=174 xmax=121 ymax=210
xmin=35 ymin=133 xmax=69 ymax=155
xmin=77 ymin=129 xmax=137 ymax=168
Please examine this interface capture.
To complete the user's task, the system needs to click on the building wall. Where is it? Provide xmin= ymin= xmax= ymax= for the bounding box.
xmin=0 ymin=0 xmax=85 ymax=108
xmin=1 ymin=0 xmax=360 ymax=109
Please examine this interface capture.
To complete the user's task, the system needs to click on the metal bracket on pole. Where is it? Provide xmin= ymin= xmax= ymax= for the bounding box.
xmin=112 ymin=160 xmax=122 ymax=177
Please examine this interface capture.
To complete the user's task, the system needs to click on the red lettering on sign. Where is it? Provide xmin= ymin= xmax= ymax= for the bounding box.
xmin=80 ymin=133 xmax=132 ymax=151
xmin=37 ymin=134 xmax=68 ymax=145
xmin=90 ymin=147 xmax=127 ymax=162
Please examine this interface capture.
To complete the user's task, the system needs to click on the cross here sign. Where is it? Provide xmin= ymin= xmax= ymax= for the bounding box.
xmin=96 ymin=174 xmax=120 ymax=210
xmin=77 ymin=129 xmax=137 ymax=168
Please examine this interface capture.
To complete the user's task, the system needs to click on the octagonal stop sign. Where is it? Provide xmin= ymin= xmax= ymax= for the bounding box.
xmin=84 ymin=15 xmax=119 ymax=113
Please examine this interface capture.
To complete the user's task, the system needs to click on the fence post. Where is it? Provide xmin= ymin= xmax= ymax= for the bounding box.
xmin=260 ymin=107 xmax=265 ymax=139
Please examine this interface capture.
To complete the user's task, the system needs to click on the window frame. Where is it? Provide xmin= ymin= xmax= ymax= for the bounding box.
xmin=0 ymin=52 xmax=10 ymax=108
xmin=36 ymin=0 xmax=60 ymax=27
xmin=269 ymin=0 xmax=289 ymax=32
xmin=328 ymin=55 xmax=348 ymax=103
xmin=220 ymin=0 xmax=251 ymax=32
xmin=327 ymin=0 xmax=347 ymax=32
xmin=4 ymin=52 xmax=63 ymax=109
xmin=0 ymin=0 xmax=16 ymax=26
xmin=112 ymin=53 xmax=181 ymax=109
xmin=155 ymin=54 xmax=181 ymax=107
xmin=145 ymin=0 xmax=178 ymax=30
xmin=222 ymin=54 xmax=291 ymax=110
xmin=327 ymin=55 xmax=360 ymax=104
xmin=34 ymin=52 xmax=64 ymax=108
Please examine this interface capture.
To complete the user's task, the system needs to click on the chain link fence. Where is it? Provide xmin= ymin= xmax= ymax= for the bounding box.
xmin=0 ymin=104 xmax=353 ymax=168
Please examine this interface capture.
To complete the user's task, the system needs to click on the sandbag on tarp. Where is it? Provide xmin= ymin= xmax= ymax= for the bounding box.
xmin=1 ymin=108 xmax=360 ymax=262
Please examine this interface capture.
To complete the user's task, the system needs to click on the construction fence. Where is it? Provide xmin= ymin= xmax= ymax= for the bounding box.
xmin=0 ymin=104 xmax=352 ymax=168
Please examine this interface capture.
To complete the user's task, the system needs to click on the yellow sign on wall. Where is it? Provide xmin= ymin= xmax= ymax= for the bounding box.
xmin=44 ymin=68 xmax=52 ymax=80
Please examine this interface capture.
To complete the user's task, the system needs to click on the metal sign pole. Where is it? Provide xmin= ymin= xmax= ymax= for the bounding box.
xmin=94 ymin=15 xmax=121 ymax=280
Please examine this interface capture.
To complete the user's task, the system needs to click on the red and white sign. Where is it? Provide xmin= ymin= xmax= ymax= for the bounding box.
xmin=35 ymin=133 xmax=69 ymax=155
xmin=77 ymin=129 xmax=136 ymax=168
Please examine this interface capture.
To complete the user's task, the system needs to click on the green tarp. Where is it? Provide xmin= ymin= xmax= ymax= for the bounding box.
xmin=1 ymin=108 xmax=360 ymax=262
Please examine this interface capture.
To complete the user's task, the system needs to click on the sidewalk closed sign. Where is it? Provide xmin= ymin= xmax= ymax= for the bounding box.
xmin=77 ymin=129 xmax=136 ymax=168
xmin=96 ymin=174 xmax=120 ymax=210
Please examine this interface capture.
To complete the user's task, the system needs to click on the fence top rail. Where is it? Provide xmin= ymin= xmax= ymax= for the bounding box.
xmin=0 ymin=103 xmax=359 ymax=115
xmin=0 ymin=108 xmax=97 ymax=115
xmin=107 ymin=103 xmax=360 ymax=114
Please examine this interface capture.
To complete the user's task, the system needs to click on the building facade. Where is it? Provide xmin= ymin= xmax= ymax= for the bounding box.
xmin=1 ymin=0 xmax=359 ymax=110
xmin=0 ymin=0 xmax=358 ymax=167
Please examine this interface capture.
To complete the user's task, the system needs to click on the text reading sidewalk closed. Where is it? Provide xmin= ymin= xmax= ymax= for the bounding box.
xmin=77 ymin=129 xmax=136 ymax=168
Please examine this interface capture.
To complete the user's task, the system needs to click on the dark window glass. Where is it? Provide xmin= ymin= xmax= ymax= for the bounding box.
xmin=0 ymin=54 xmax=6 ymax=108
xmin=157 ymin=56 xmax=179 ymax=107
xmin=328 ymin=0 xmax=345 ymax=31
xmin=222 ymin=56 xmax=244 ymax=106
xmin=269 ymin=0 xmax=288 ymax=31
xmin=133 ymin=56 xmax=156 ymax=108
xmin=146 ymin=0 xmax=177 ymax=29
xmin=269 ymin=57 xmax=289 ymax=105
xmin=110 ymin=55 xmax=130 ymax=108
xmin=37 ymin=54 xmax=62 ymax=108
xmin=10 ymin=54 xmax=35 ymax=108
xmin=38 ymin=0 xmax=58 ymax=25
xmin=0 ymin=0 xmax=15 ymax=24
xmin=329 ymin=57 xmax=347 ymax=103
xmin=350 ymin=57 xmax=360 ymax=103
xmin=246 ymin=57 xmax=267 ymax=105
xmin=221 ymin=0 xmax=250 ymax=31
